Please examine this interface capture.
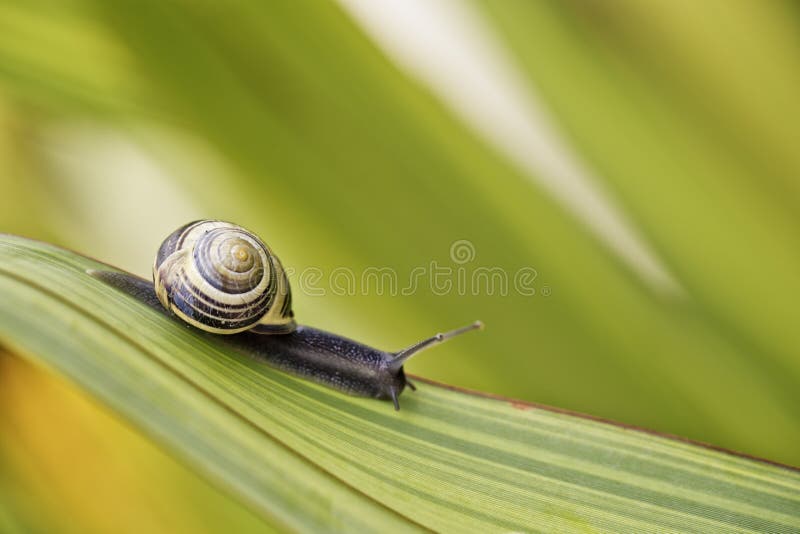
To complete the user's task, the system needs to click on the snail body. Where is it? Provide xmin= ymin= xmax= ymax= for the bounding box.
xmin=241 ymin=323 xmax=480 ymax=407
xmin=92 ymin=220 xmax=481 ymax=410
xmin=236 ymin=325 xmax=413 ymax=405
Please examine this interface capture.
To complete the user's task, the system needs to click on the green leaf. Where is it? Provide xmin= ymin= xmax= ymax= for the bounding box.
xmin=1 ymin=235 xmax=799 ymax=532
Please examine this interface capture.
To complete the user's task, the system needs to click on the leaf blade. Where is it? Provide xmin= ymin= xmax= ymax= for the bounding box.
xmin=1 ymin=235 xmax=798 ymax=533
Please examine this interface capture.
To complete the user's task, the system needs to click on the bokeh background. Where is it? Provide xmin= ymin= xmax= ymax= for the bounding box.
xmin=1 ymin=1 xmax=799 ymax=532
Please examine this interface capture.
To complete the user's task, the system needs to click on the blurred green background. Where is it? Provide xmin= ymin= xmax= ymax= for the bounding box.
xmin=1 ymin=0 xmax=799 ymax=532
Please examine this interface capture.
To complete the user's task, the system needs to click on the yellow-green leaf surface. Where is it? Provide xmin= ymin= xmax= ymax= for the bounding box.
xmin=2 ymin=236 xmax=799 ymax=533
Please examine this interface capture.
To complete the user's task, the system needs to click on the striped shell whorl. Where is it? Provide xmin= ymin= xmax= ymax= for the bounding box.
xmin=153 ymin=220 xmax=295 ymax=334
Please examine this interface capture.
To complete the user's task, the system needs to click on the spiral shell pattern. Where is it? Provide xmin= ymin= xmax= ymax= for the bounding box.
xmin=153 ymin=220 xmax=295 ymax=334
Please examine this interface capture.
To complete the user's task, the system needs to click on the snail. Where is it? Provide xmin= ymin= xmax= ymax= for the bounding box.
xmin=91 ymin=220 xmax=482 ymax=410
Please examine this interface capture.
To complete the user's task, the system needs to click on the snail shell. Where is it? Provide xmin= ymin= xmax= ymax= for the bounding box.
xmin=153 ymin=220 xmax=295 ymax=334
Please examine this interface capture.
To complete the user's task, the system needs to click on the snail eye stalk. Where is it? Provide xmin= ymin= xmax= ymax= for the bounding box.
xmin=389 ymin=321 xmax=484 ymax=372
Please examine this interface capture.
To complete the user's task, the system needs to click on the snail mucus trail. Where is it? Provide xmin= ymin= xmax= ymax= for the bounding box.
xmin=89 ymin=220 xmax=482 ymax=410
